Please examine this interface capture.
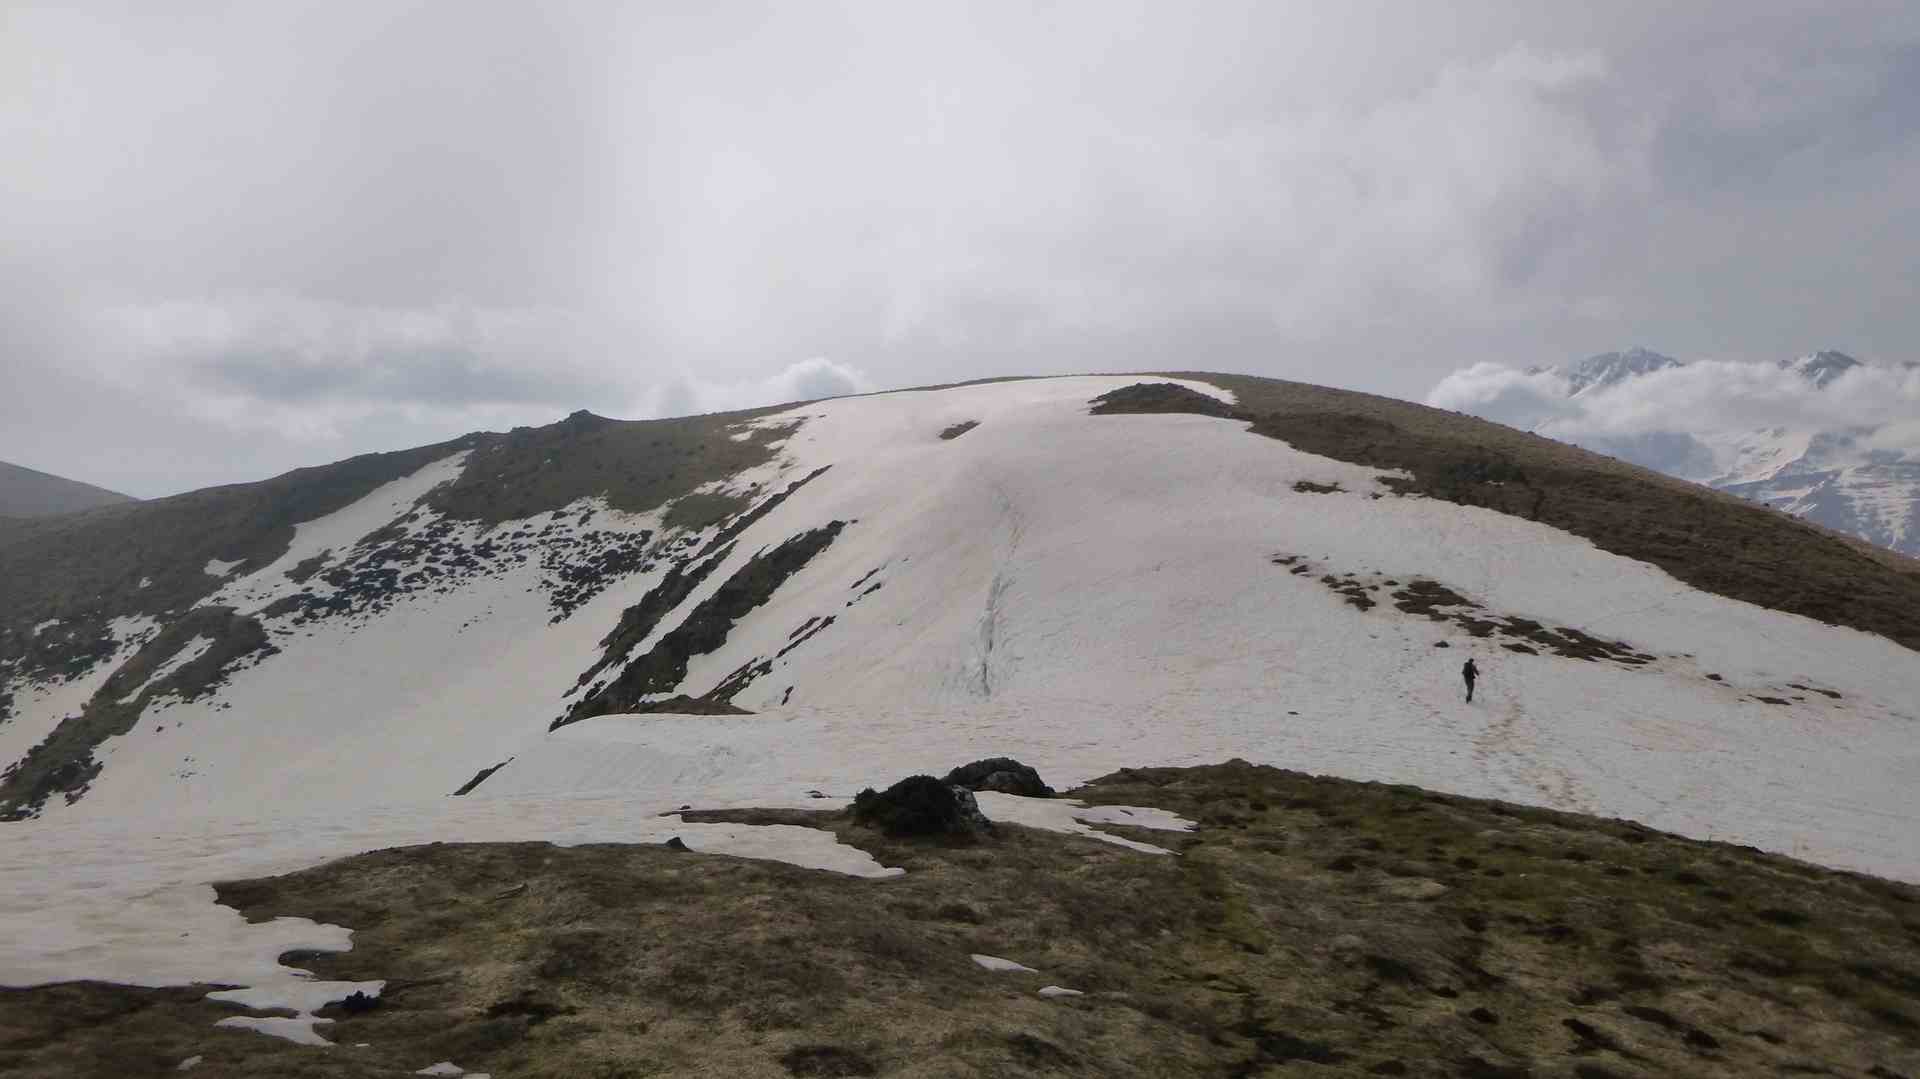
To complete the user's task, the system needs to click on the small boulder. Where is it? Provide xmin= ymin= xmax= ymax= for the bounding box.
xmin=664 ymin=836 xmax=689 ymax=852
xmin=942 ymin=757 xmax=1054 ymax=797
xmin=851 ymin=776 xmax=993 ymax=837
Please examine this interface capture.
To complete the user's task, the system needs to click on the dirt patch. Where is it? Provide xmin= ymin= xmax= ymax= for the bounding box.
xmin=628 ymin=694 xmax=756 ymax=716
xmin=451 ymin=758 xmax=515 ymax=797
xmin=1322 ymin=573 xmax=1377 ymax=611
xmin=1089 ymin=381 xmax=1245 ymax=420
xmin=777 ymin=615 xmax=836 ymax=660
xmin=1280 ymin=556 xmax=1659 ymax=666
xmin=939 ymin=421 xmax=979 ymax=441
xmin=1294 ymin=480 xmax=1346 ymax=494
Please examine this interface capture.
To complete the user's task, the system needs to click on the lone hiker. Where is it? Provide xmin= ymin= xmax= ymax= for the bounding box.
xmin=1462 ymin=658 xmax=1480 ymax=702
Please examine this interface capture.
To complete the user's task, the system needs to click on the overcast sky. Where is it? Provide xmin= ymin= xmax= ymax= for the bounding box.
xmin=5 ymin=1 xmax=1918 ymax=497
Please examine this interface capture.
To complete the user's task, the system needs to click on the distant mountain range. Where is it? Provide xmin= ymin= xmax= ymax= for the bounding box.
xmin=1515 ymin=348 xmax=1920 ymax=557
xmin=0 ymin=461 xmax=134 ymax=519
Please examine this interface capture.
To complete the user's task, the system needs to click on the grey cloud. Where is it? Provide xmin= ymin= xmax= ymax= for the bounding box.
xmin=1426 ymin=356 xmax=1920 ymax=476
xmin=194 ymin=345 xmax=594 ymax=410
xmin=3 ymin=1 xmax=1919 ymax=496
xmin=645 ymin=359 xmax=876 ymax=419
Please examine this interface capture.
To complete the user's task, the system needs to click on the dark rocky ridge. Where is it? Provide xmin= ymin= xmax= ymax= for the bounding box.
xmin=559 ymin=520 xmax=849 ymax=726
xmin=562 ymin=467 xmax=835 ymax=708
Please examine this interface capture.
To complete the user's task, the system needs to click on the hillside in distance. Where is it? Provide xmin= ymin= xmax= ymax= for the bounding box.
xmin=4 ymin=372 xmax=1920 ymax=1075
xmin=0 ymin=459 xmax=135 ymax=519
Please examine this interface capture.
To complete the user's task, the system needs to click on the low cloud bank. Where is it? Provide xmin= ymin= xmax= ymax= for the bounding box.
xmin=1426 ymin=358 xmax=1920 ymax=452
xmin=52 ymin=295 xmax=874 ymax=495
xmin=641 ymin=357 xmax=874 ymax=420
xmin=94 ymin=294 xmax=872 ymax=434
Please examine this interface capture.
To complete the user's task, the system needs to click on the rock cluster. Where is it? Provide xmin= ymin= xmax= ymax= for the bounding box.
xmin=851 ymin=775 xmax=993 ymax=837
xmin=943 ymin=757 xmax=1054 ymax=797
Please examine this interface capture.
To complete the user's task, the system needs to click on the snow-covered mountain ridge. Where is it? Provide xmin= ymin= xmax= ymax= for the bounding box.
xmin=4 ymin=373 xmax=1916 ymax=882
xmin=1447 ymin=348 xmax=1920 ymax=556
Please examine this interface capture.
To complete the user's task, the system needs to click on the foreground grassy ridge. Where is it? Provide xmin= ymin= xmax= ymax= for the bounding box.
xmin=5 ymin=763 xmax=1916 ymax=1078
xmin=1174 ymin=373 xmax=1920 ymax=653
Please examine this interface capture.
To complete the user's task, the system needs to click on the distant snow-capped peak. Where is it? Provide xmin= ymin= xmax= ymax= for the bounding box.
xmin=1528 ymin=347 xmax=1684 ymax=396
xmin=1491 ymin=346 xmax=1917 ymax=557
xmin=1779 ymin=350 xmax=1863 ymax=388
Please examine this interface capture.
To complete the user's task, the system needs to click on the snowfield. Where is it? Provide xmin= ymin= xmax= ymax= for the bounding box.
xmin=2 ymin=374 xmax=1918 ymax=1041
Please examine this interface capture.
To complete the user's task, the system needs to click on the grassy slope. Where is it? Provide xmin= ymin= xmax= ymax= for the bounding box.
xmin=5 ymin=763 xmax=1916 ymax=1078
xmin=1166 ymin=374 xmax=1920 ymax=653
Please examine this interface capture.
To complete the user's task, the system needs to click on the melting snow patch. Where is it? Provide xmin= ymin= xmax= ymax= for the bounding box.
xmin=139 ymin=576 xmax=153 ymax=589
xmin=216 ymin=1014 xmax=335 ymax=1046
xmin=416 ymin=1064 xmax=474 ymax=1077
xmin=1038 ymin=985 xmax=1084 ymax=998
xmin=206 ymin=979 xmax=384 ymax=1046
xmin=203 ymin=558 xmax=244 ymax=577
xmin=0 ymin=793 xmax=904 ymax=1053
xmin=31 ymin=619 xmax=60 ymax=636
xmin=971 ymin=954 xmax=1038 ymax=973
xmin=975 ymin=794 xmax=1195 ymax=854
xmin=176 ymin=1055 xmax=203 ymax=1070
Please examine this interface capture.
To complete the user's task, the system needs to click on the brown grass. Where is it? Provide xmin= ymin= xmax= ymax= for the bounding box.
xmin=7 ymin=763 xmax=1918 ymax=1077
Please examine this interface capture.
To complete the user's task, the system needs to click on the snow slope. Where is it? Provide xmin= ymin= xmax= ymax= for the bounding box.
xmin=6 ymin=374 xmax=1917 ymax=867
xmin=10 ymin=373 xmax=1910 ymax=874
xmin=487 ymin=377 xmax=1920 ymax=880
xmin=2 ymin=373 xmax=1918 ymax=1037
